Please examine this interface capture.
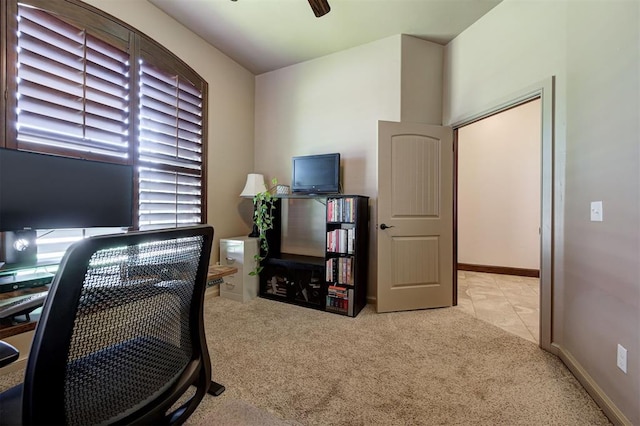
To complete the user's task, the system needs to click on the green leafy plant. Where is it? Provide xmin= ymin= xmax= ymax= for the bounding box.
xmin=249 ymin=178 xmax=278 ymax=276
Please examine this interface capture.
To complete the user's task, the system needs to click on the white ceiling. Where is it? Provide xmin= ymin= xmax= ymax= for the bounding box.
xmin=148 ymin=0 xmax=502 ymax=75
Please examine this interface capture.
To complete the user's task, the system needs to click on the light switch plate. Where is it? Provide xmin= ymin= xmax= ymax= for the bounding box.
xmin=590 ymin=201 xmax=603 ymax=222
xmin=617 ymin=344 xmax=627 ymax=373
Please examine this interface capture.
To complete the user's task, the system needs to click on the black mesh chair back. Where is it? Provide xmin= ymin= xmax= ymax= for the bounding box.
xmin=21 ymin=225 xmax=214 ymax=425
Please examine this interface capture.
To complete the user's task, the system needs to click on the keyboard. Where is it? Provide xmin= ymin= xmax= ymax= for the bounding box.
xmin=207 ymin=277 xmax=224 ymax=287
xmin=0 ymin=292 xmax=48 ymax=319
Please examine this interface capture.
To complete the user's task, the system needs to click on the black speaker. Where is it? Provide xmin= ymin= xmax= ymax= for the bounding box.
xmin=2 ymin=230 xmax=38 ymax=267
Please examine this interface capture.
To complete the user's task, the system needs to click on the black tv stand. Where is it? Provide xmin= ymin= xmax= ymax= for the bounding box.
xmin=259 ymin=195 xmax=369 ymax=317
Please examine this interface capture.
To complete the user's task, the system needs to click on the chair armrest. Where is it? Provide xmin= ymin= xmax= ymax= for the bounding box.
xmin=0 ymin=340 xmax=19 ymax=368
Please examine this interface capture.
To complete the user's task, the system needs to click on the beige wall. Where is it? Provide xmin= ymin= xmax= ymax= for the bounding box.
xmin=84 ymin=0 xmax=257 ymax=262
xmin=255 ymin=34 xmax=402 ymax=300
xmin=445 ymin=1 xmax=639 ymax=423
xmin=401 ymin=35 xmax=443 ymax=124
xmin=255 ymin=35 xmax=402 ymax=195
xmin=254 ymin=35 xmax=443 ymax=301
xmin=458 ymin=99 xmax=541 ymax=270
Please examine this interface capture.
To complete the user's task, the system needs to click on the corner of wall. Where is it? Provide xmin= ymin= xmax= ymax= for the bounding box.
xmin=400 ymin=35 xmax=443 ymax=124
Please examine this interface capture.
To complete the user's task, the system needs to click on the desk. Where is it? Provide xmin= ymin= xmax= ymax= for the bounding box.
xmin=206 ymin=265 xmax=237 ymax=284
xmin=0 ymin=264 xmax=238 ymax=340
xmin=0 ymin=287 xmax=47 ymax=340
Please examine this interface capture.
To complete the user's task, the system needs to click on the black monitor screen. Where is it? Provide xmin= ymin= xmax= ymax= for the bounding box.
xmin=0 ymin=148 xmax=134 ymax=232
xmin=291 ymin=153 xmax=340 ymax=194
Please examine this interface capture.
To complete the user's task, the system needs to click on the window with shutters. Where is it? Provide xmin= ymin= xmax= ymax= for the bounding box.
xmin=13 ymin=4 xmax=131 ymax=161
xmin=2 ymin=0 xmax=208 ymax=261
xmin=137 ymin=59 xmax=205 ymax=230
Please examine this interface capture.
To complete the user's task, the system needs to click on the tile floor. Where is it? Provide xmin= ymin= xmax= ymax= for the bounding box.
xmin=455 ymin=270 xmax=540 ymax=344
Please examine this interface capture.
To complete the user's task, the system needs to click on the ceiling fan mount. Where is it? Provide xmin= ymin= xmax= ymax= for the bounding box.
xmin=230 ymin=0 xmax=330 ymax=18
xmin=308 ymin=0 xmax=331 ymax=18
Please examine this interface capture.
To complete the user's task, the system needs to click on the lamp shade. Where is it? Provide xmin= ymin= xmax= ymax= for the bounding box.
xmin=240 ymin=173 xmax=267 ymax=197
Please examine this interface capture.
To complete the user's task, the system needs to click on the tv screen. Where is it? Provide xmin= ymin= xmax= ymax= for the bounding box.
xmin=0 ymin=148 xmax=134 ymax=232
xmin=291 ymin=153 xmax=340 ymax=194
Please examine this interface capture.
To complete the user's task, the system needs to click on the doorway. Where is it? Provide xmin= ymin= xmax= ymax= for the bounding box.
xmin=451 ymin=77 xmax=555 ymax=352
xmin=455 ymin=98 xmax=541 ymax=343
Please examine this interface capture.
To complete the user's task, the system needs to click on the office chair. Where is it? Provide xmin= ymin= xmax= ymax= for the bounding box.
xmin=0 ymin=225 xmax=223 ymax=425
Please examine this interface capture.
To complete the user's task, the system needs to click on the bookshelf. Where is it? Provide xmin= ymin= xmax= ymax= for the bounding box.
xmin=259 ymin=195 xmax=368 ymax=317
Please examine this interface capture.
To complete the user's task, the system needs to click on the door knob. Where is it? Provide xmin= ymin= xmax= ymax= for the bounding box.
xmin=380 ymin=223 xmax=395 ymax=230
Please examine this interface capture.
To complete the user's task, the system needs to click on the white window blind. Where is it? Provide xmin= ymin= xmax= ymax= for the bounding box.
xmin=16 ymin=4 xmax=130 ymax=160
xmin=138 ymin=60 xmax=203 ymax=230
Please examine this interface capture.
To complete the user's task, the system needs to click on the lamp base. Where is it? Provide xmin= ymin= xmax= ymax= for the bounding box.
xmin=248 ymin=223 xmax=259 ymax=238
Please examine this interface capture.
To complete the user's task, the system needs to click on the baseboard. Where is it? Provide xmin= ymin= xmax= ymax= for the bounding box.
xmin=457 ymin=263 xmax=540 ymax=278
xmin=556 ymin=344 xmax=631 ymax=425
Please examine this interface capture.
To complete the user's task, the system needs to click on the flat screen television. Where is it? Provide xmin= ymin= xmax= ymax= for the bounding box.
xmin=291 ymin=153 xmax=340 ymax=194
xmin=0 ymin=148 xmax=134 ymax=232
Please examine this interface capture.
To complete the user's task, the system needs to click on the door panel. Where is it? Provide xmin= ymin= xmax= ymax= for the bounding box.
xmin=392 ymin=135 xmax=440 ymax=217
xmin=377 ymin=121 xmax=453 ymax=313
xmin=392 ymin=236 xmax=440 ymax=285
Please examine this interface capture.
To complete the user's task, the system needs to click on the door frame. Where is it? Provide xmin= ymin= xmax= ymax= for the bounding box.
xmin=450 ymin=77 xmax=555 ymax=353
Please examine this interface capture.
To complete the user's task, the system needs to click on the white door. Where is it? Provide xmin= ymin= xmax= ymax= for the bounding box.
xmin=377 ymin=121 xmax=454 ymax=313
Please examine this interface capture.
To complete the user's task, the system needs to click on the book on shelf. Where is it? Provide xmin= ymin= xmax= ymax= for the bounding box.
xmin=326 ymin=295 xmax=348 ymax=311
xmin=325 ymin=257 xmax=353 ymax=285
xmin=325 ymin=258 xmax=333 ymax=282
xmin=326 ymin=197 xmax=355 ymax=223
xmin=326 ymin=228 xmax=355 ymax=254
xmin=327 ymin=284 xmax=347 ymax=295
xmin=325 ymin=287 xmax=354 ymax=315
xmin=266 ymin=274 xmax=288 ymax=297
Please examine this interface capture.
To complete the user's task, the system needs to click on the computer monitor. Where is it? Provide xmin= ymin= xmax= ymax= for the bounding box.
xmin=0 ymin=148 xmax=134 ymax=267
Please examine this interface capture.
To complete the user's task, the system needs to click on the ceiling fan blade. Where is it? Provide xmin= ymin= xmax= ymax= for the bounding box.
xmin=308 ymin=0 xmax=330 ymax=17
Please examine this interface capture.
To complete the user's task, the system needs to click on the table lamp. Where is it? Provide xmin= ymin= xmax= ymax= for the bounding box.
xmin=240 ymin=173 xmax=267 ymax=237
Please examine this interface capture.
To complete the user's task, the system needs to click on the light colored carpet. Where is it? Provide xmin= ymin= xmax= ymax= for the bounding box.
xmin=189 ymin=297 xmax=610 ymax=425
xmin=0 ymin=297 xmax=611 ymax=425
xmin=194 ymin=399 xmax=302 ymax=426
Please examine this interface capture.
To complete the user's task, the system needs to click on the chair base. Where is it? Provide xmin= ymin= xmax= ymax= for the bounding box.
xmin=208 ymin=380 xmax=225 ymax=396
xmin=0 ymin=341 xmax=19 ymax=368
xmin=0 ymin=384 xmax=23 ymax=426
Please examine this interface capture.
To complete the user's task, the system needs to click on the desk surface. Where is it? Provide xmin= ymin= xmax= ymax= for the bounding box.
xmin=0 ymin=265 xmax=237 ymax=339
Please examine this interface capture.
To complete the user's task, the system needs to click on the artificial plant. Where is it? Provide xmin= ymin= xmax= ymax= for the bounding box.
xmin=249 ymin=178 xmax=278 ymax=276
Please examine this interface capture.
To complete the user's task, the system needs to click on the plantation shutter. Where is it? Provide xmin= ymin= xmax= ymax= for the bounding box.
xmin=36 ymin=227 xmax=125 ymax=266
xmin=4 ymin=0 xmax=208 ymax=237
xmin=137 ymin=56 xmax=205 ymax=230
xmin=14 ymin=3 xmax=130 ymax=161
